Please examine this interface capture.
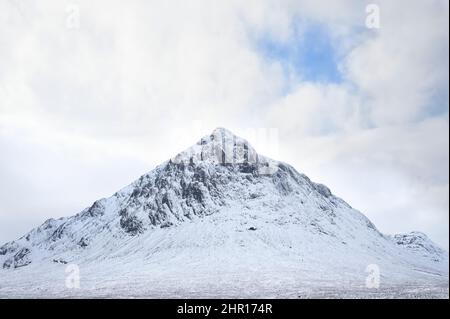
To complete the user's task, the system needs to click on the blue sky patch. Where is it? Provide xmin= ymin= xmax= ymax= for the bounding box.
xmin=256 ymin=24 xmax=343 ymax=84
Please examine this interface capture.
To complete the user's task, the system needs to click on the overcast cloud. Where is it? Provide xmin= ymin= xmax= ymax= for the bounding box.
xmin=0 ymin=0 xmax=448 ymax=249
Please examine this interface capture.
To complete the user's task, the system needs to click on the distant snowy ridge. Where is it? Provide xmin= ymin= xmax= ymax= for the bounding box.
xmin=389 ymin=231 xmax=448 ymax=262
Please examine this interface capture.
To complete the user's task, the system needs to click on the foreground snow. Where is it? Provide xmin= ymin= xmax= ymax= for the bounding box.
xmin=0 ymin=254 xmax=448 ymax=299
xmin=1 ymin=275 xmax=448 ymax=299
xmin=1 ymin=214 xmax=448 ymax=298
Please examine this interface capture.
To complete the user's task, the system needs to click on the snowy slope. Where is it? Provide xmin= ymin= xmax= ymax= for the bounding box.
xmin=0 ymin=128 xmax=448 ymax=298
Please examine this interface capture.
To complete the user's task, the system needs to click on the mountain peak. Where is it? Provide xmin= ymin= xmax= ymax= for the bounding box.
xmin=202 ymin=127 xmax=251 ymax=148
xmin=172 ymin=127 xmax=264 ymax=167
xmin=211 ymin=126 xmax=234 ymax=136
xmin=0 ymin=125 xmax=448 ymax=297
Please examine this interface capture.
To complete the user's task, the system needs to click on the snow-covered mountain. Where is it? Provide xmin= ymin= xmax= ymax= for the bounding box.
xmin=0 ymin=128 xmax=448 ymax=298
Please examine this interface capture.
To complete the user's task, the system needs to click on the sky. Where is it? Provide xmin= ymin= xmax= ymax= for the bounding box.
xmin=0 ymin=0 xmax=448 ymax=249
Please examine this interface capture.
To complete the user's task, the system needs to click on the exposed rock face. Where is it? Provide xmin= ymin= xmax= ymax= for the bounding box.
xmin=3 ymin=248 xmax=31 ymax=269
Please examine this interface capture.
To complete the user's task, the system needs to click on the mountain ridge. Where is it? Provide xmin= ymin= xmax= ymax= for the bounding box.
xmin=0 ymin=128 xmax=448 ymax=297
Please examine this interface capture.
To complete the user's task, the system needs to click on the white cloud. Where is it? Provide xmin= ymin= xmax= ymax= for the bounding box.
xmin=342 ymin=0 xmax=449 ymax=126
xmin=267 ymin=83 xmax=362 ymax=136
